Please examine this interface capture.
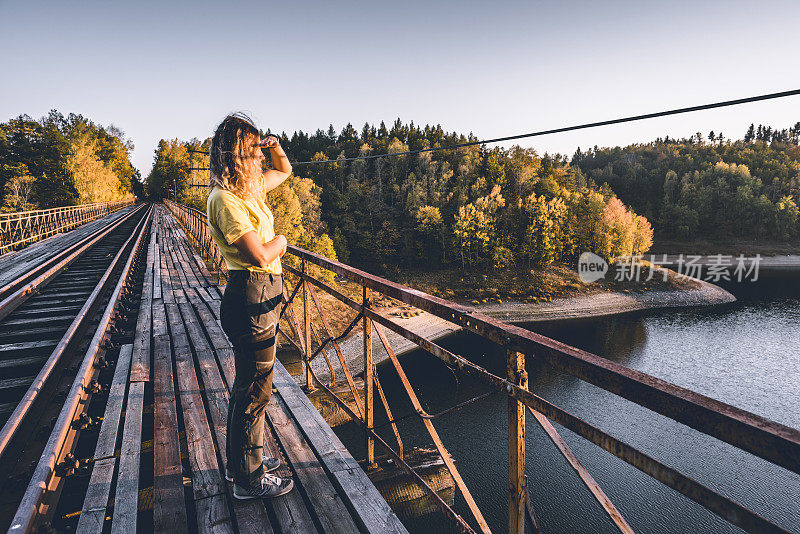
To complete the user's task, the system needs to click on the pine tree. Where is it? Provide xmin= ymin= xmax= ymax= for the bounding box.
xmin=744 ymin=124 xmax=755 ymax=142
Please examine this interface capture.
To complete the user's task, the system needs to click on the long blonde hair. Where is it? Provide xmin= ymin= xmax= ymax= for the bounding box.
xmin=209 ymin=113 xmax=264 ymax=199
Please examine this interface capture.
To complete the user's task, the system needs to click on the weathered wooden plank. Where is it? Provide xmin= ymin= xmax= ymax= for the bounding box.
xmin=193 ymin=286 xmax=215 ymax=303
xmin=172 ymin=231 xmax=201 ymax=289
xmin=0 ymin=339 xmax=59 ymax=352
xmin=166 ymin=304 xmax=226 ymax=500
xmin=193 ymin=494 xmax=234 ymax=534
xmin=266 ymin=398 xmax=358 ymax=534
xmin=130 ymin=291 xmax=152 ymax=382
xmin=1 ymin=315 xmax=76 ymax=327
xmin=153 ymin=235 xmax=162 ymax=301
xmin=167 ymin=235 xmax=192 ymax=291
xmin=3 ymin=308 xmax=81 ymax=320
xmin=0 ymin=354 xmax=48 ymax=369
xmin=153 ymin=329 xmax=188 ymax=533
xmin=0 ymin=325 xmax=70 ymax=339
xmin=271 ymin=364 xmax=408 ymax=533
xmin=0 ymin=376 xmax=35 ymax=390
xmin=158 ymin=228 xmax=174 ymax=305
xmin=93 ymin=344 xmax=133 ymax=458
xmin=271 ymin=365 xmax=353 ymax=471
xmin=112 ymin=380 xmax=145 ymax=534
xmin=185 ymin=240 xmax=219 ymax=288
xmin=75 ymin=458 xmax=115 ymax=534
xmin=161 ymin=236 xmax=234 ymax=534
xmin=183 ymin=289 xmax=231 ymax=360
xmin=130 ymin=211 xmax=155 ymax=382
xmin=152 ymin=295 xmax=168 ymax=338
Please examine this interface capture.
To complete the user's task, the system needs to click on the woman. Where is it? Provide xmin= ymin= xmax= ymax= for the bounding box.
xmin=206 ymin=113 xmax=294 ymax=499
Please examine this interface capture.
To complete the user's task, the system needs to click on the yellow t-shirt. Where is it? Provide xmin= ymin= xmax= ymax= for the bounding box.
xmin=206 ymin=186 xmax=282 ymax=273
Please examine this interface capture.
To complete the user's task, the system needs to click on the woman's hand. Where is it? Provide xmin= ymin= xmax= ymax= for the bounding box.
xmin=259 ymin=135 xmax=280 ymax=150
xmin=275 ymin=234 xmax=288 ymax=257
xmin=231 ymin=232 xmax=287 ymax=268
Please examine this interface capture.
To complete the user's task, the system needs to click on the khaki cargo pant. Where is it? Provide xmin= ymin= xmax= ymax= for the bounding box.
xmin=220 ymin=270 xmax=283 ymax=486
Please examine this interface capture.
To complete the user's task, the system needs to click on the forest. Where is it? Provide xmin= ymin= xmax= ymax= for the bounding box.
xmin=0 ymin=111 xmax=139 ymax=212
xmin=8 ymin=110 xmax=793 ymax=275
xmin=573 ymin=123 xmax=800 ymax=240
xmin=145 ymin=120 xmax=654 ymax=273
xmin=146 ymin=119 xmax=800 ymax=273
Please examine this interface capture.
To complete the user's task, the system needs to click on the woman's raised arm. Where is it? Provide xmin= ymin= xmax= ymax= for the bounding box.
xmin=261 ymin=135 xmax=292 ymax=193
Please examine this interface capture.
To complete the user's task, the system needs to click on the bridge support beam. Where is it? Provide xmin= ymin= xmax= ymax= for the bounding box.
xmin=508 ymin=350 xmax=528 ymax=534
xmin=303 ymin=258 xmax=315 ymax=392
xmin=363 ymin=286 xmax=375 ymax=467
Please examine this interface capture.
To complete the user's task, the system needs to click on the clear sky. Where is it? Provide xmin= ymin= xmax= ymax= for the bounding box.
xmin=2 ymin=0 xmax=799 ymax=175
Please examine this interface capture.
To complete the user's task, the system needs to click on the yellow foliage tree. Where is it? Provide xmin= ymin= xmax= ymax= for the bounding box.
xmin=268 ymin=175 xmax=338 ymax=284
xmin=67 ymin=131 xmax=128 ymax=203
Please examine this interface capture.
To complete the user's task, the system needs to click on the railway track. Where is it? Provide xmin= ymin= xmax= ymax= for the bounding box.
xmin=0 ymin=203 xmax=151 ymax=532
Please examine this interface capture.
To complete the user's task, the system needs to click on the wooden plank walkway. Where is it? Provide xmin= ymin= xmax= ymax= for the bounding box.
xmin=77 ymin=204 xmax=407 ymax=534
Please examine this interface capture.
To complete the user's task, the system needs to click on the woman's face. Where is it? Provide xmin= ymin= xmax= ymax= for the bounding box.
xmin=252 ymin=135 xmax=266 ymax=164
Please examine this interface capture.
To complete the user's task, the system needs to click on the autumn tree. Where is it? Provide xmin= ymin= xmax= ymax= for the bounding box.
xmin=1 ymin=164 xmax=36 ymax=212
xmin=0 ymin=112 xmax=135 ymax=209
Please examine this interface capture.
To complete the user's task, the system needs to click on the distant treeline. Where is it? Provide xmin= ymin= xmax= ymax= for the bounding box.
xmin=572 ymin=122 xmax=800 ymax=240
xmin=146 ymin=119 xmax=653 ymax=272
xmin=0 ymin=111 xmax=139 ymax=212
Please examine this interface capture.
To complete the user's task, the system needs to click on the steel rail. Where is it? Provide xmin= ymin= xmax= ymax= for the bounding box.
xmin=0 ymin=204 xmax=144 ymax=320
xmin=285 ymin=246 xmax=800 ymax=476
xmin=8 ymin=205 xmax=151 ymax=533
xmin=0 ymin=204 xmax=148 ymax=462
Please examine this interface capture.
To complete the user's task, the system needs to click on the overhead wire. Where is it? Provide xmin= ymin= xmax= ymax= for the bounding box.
xmin=186 ymin=88 xmax=800 ymax=166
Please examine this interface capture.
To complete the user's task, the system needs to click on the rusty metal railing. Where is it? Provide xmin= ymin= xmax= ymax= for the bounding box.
xmin=164 ymin=199 xmax=228 ymax=282
xmin=0 ymin=200 xmax=136 ymax=254
xmin=165 ymin=199 xmax=800 ymax=534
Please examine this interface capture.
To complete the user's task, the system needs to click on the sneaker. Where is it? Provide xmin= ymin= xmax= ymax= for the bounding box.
xmin=225 ymin=456 xmax=281 ymax=482
xmin=233 ymin=472 xmax=294 ymax=499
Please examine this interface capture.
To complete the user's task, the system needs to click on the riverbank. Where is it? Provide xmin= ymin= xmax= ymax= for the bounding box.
xmin=651 ymin=237 xmax=800 ymax=257
xmin=306 ymin=275 xmax=736 ymax=382
xmin=655 ymin=254 xmax=800 ymax=274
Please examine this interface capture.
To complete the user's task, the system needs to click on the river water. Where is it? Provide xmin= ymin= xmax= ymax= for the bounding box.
xmin=334 ymin=274 xmax=800 ymax=533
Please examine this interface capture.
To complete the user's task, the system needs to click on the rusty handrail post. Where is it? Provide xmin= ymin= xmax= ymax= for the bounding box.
xmin=363 ymin=285 xmax=375 ymax=467
xmin=508 ymin=350 xmax=527 ymax=534
xmin=302 ymin=257 xmax=315 ymax=392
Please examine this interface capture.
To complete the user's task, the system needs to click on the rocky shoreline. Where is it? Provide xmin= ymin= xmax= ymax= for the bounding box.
xmin=306 ymin=278 xmax=736 ymax=382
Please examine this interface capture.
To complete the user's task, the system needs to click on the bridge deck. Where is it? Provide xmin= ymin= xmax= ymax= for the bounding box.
xmin=77 ymin=205 xmax=406 ymax=534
